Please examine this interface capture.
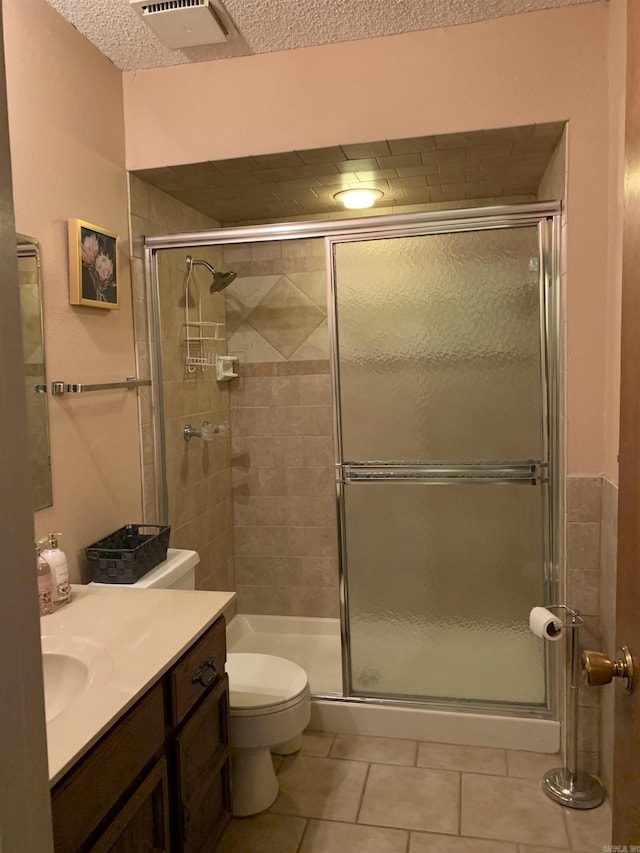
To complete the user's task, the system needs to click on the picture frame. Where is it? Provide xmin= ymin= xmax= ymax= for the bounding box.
xmin=68 ymin=219 xmax=120 ymax=309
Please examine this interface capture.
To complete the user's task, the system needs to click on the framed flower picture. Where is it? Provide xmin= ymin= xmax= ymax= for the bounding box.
xmin=68 ymin=219 xmax=120 ymax=309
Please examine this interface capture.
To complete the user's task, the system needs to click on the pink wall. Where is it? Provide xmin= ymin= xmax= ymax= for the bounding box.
xmin=604 ymin=0 xmax=627 ymax=485
xmin=123 ymin=1 xmax=616 ymax=477
xmin=4 ymin=0 xmax=141 ymax=578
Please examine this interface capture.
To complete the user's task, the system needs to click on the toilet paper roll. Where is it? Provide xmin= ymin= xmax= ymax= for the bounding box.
xmin=529 ymin=606 xmax=564 ymax=641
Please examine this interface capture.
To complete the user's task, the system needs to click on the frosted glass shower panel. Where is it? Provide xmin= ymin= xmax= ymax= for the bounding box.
xmin=334 ymin=228 xmax=543 ymax=462
xmin=344 ymin=482 xmax=547 ymax=705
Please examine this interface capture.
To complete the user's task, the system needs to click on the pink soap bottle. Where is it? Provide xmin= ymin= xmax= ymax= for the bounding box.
xmin=36 ymin=542 xmax=53 ymax=616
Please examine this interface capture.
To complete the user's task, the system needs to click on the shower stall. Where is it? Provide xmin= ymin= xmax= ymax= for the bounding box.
xmin=144 ymin=202 xmax=562 ymax=748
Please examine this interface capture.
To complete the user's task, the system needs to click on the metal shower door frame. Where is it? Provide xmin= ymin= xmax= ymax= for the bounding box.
xmin=142 ymin=201 xmax=562 ymax=719
xmin=326 ymin=205 xmax=562 ymax=718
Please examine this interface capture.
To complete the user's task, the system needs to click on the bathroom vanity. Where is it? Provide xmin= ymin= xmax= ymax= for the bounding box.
xmin=42 ymin=585 xmax=235 ymax=853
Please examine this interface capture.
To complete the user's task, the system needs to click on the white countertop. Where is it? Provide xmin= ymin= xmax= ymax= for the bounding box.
xmin=41 ymin=584 xmax=235 ymax=785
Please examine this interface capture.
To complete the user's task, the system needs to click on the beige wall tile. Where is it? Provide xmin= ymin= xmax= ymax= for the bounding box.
xmin=567 ymin=476 xmax=602 ymax=522
xmin=567 ymin=523 xmax=601 ymax=571
xmin=567 ymin=569 xmax=600 ymax=616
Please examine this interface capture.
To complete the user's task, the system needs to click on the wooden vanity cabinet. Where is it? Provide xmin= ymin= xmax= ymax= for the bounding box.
xmin=50 ymin=616 xmax=231 ymax=853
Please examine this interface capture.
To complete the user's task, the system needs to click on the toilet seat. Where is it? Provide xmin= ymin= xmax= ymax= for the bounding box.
xmin=226 ymin=653 xmax=309 ymax=714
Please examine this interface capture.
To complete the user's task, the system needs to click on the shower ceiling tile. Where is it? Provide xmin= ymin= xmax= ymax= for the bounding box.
xmin=246 ymin=276 xmax=326 ymax=359
xmin=133 ymin=122 xmax=565 ymax=225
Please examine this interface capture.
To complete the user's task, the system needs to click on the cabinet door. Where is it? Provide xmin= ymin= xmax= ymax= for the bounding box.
xmin=52 ymin=684 xmax=166 ymax=853
xmin=174 ymin=676 xmax=231 ymax=853
xmin=89 ymin=757 xmax=171 ymax=853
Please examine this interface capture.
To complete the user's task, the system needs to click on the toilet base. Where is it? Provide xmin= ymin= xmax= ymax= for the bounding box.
xmin=230 ymin=746 xmax=279 ymax=817
xmin=272 ymin=733 xmax=302 ymax=755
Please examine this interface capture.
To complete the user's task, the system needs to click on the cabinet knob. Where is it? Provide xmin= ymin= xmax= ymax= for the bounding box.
xmin=192 ymin=655 xmax=218 ymax=688
xmin=581 ymin=646 xmax=635 ymax=694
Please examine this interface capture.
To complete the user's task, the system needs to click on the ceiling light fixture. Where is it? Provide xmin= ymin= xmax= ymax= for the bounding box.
xmin=333 ymin=189 xmax=384 ymax=210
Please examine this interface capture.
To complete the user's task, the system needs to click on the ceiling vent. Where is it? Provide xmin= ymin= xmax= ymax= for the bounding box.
xmin=129 ymin=0 xmax=229 ymax=49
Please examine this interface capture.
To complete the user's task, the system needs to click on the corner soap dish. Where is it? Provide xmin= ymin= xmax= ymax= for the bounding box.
xmin=216 ymin=355 xmax=238 ymax=381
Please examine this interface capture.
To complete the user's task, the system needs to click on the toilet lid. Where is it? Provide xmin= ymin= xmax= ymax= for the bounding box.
xmin=226 ymin=653 xmax=309 ymax=710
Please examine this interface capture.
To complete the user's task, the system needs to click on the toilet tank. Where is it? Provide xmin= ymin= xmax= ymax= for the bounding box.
xmin=89 ymin=548 xmax=199 ymax=590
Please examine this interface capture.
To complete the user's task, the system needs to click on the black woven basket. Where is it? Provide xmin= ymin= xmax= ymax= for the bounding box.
xmin=86 ymin=524 xmax=171 ymax=584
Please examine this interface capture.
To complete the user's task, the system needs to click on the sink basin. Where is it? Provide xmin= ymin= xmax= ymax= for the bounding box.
xmin=40 ymin=635 xmax=114 ymax=725
xmin=42 ymin=653 xmax=89 ymax=723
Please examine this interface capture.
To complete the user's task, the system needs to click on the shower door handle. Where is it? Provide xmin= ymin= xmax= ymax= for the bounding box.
xmin=337 ymin=461 xmax=547 ymax=486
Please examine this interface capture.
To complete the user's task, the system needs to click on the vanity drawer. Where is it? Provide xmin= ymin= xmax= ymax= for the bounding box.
xmin=170 ymin=616 xmax=226 ymax=727
xmin=52 ymin=682 xmax=165 ymax=853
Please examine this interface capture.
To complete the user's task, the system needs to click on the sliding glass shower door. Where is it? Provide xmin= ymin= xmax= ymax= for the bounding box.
xmin=332 ymin=221 xmax=554 ymax=710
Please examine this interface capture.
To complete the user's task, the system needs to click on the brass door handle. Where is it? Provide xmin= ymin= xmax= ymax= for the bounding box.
xmin=581 ymin=646 xmax=635 ymax=694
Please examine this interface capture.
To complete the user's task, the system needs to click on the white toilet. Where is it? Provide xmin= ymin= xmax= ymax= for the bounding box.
xmin=226 ymin=652 xmax=310 ymax=816
xmin=93 ymin=548 xmax=311 ymax=817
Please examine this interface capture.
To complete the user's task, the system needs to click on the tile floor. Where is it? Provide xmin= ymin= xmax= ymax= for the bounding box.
xmin=218 ymin=731 xmax=612 ymax=853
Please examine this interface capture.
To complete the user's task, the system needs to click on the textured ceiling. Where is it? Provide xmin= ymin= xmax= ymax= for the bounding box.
xmin=134 ymin=122 xmax=565 ymax=225
xmin=46 ymin=0 xmax=595 ymax=71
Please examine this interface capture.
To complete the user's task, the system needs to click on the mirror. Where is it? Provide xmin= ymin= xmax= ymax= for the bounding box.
xmin=17 ymin=234 xmax=52 ymax=510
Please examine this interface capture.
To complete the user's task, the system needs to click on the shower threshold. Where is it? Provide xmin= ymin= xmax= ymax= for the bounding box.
xmin=226 ymin=613 xmax=559 ymax=753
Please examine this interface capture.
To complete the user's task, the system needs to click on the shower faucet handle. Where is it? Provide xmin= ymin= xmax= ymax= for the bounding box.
xmin=184 ymin=421 xmax=214 ymax=442
xmin=581 ymin=646 xmax=635 ymax=693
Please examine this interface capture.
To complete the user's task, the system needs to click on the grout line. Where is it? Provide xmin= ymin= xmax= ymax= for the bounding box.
xmin=405 ymin=829 xmax=412 ymax=853
xmin=458 ymin=771 xmax=463 ymax=836
xmin=354 ymin=762 xmax=372 ymax=825
xmin=559 ymin=802 xmax=571 ymax=848
xmin=295 ymin=818 xmax=310 ymax=853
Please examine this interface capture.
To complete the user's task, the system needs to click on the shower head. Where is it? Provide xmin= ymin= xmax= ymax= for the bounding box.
xmin=210 ymin=269 xmax=237 ymax=292
xmin=185 ymin=255 xmax=237 ymax=293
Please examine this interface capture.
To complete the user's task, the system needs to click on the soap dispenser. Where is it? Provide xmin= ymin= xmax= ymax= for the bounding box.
xmin=40 ymin=533 xmax=71 ymax=607
xmin=36 ymin=543 xmax=53 ymax=616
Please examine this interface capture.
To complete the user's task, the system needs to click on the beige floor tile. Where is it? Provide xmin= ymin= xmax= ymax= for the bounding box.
xmin=301 ymin=819 xmax=408 ymax=852
xmin=417 ymin=742 xmax=507 ymax=775
xmin=518 ymin=844 xmax=580 ymax=853
xmin=217 ymin=813 xmax=306 ymax=853
xmin=411 ymin=832 xmax=517 ymax=852
xmin=507 ymin=750 xmax=561 ymax=779
xmin=270 ymin=754 xmax=368 ymax=821
xmin=461 ymin=774 xmax=569 ymax=847
xmin=301 ymin=731 xmax=334 ymax=757
xmin=563 ymin=800 xmax=612 ymax=851
xmin=358 ymin=764 xmax=460 ymax=834
xmin=330 ymin=733 xmax=417 ymax=765
xmin=518 ymin=847 xmax=576 ymax=853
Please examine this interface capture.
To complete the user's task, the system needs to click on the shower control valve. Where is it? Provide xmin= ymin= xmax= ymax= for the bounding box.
xmin=581 ymin=646 xmax=635 ymax=694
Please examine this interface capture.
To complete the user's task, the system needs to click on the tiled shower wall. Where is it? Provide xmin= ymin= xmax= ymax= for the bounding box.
xmin=223 ymin=238 xmax=340 ymax=617
xmin=129 ymin=176 xmax=235 ymax=592
xmin=566 ymin=474 xmax=619 ymax=784
xmin=19 ymin=255 xmax=50 ymax=510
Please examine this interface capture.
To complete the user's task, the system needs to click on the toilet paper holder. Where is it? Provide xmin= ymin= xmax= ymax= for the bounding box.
xmin=536 ymin=602 xmax=606 ymax=810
